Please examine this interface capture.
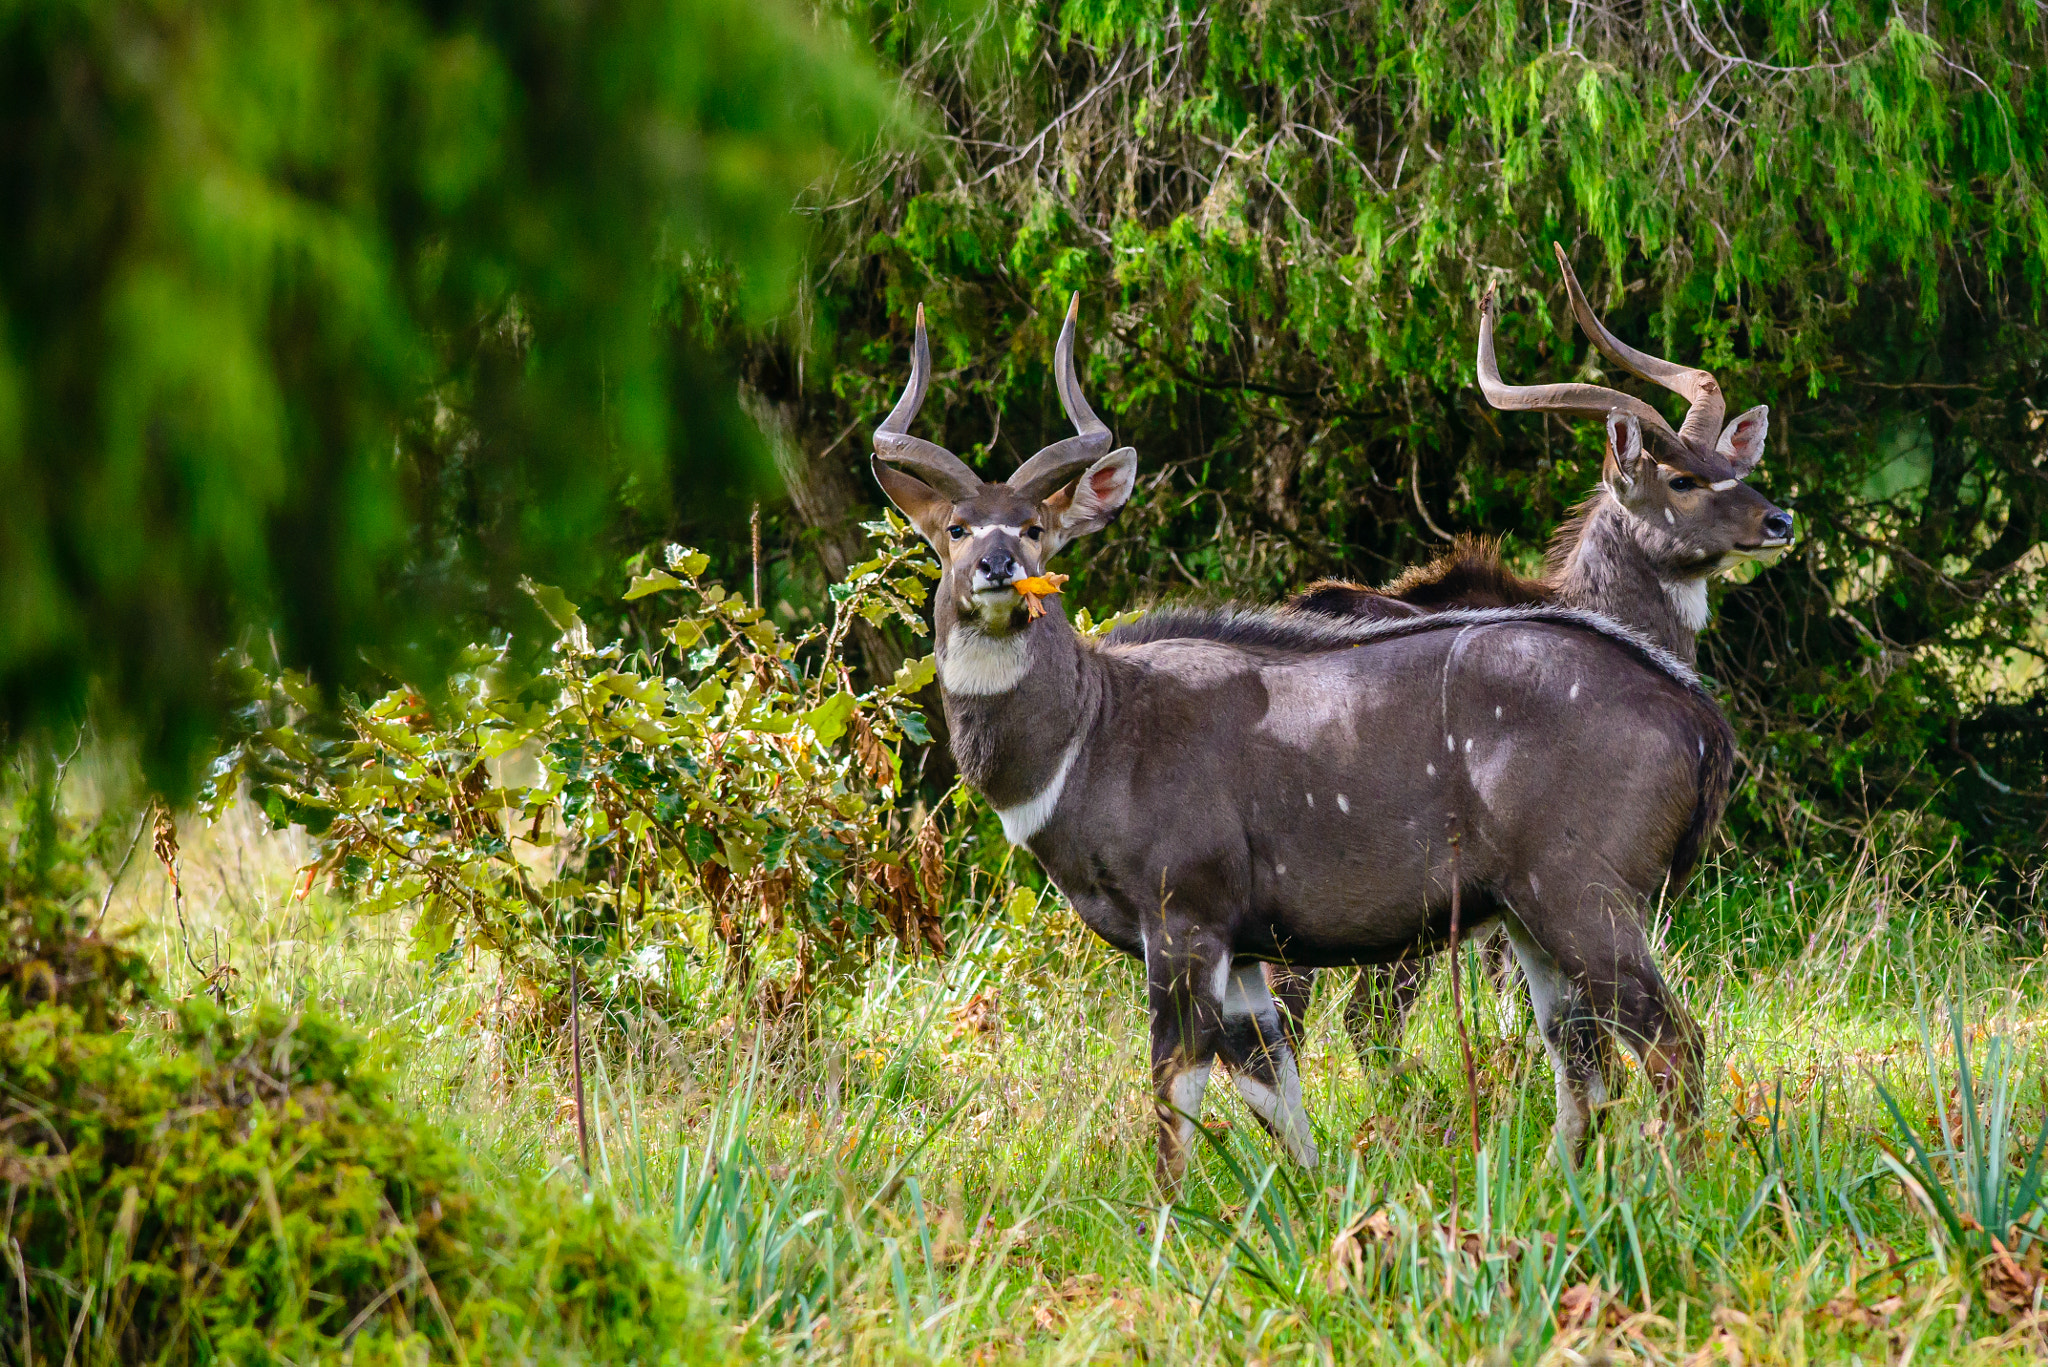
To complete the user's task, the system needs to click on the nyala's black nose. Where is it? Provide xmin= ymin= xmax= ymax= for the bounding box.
xmin=977 ymin=551 xmax=1017 ymax=583
xmin=1763 ymin=510 xmax=1793 ymax=541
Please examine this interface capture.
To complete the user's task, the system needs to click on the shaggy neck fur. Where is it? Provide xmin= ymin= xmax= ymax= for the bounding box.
xmin=1547 ymin=492 xmax=1714 ymax=665
xmin=935 ymin=596 xmax=1100 ymax=836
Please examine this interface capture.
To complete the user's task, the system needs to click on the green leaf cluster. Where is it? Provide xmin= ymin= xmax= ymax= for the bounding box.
xmin=206 ymin=518 xmax=947 ymax=995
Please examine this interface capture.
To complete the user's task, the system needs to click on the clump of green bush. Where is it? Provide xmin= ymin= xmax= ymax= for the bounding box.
xmin=1 ymin=894 xmax=742 ymax=1365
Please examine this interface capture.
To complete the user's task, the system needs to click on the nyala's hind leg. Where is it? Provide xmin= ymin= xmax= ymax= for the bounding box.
xmin=1501 ymin=920 xmax=1610 ymax=1159
xmin=1145 ymin=921 xmax=1228 ymax=1192
xmin=1263 ymin=963 xmax=1315 ymax=1053
xmin=1219 ymin=964 xmax=1318 ymax=1166
xmin=1342 ymin=958 xmax=1433 ymax=1069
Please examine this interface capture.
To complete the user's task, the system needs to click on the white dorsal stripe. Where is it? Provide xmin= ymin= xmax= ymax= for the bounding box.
xmin=996 ymin=736 xmax=1083 ymax=845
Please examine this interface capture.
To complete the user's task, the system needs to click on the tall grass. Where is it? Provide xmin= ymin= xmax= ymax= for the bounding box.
xmin=106 ymin=808 xmax=2048 ymax=1362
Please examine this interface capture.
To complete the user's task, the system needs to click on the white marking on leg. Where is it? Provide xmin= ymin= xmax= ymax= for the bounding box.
xmin=939 ymin=629 xmax=1030 ymax=695
xmin=1504 ymin=919 xmax=1591 ymax=1153
xmin=1221 ymin=965 xmax=1317 ymax=1165
xmin=1164 ymin=1061 xmax=1214 ymax=1156
xmin=1209 ymin=955 xmax=1232 ymax=1005
xmin=994 ymin=737 xmax=1082 ymax=844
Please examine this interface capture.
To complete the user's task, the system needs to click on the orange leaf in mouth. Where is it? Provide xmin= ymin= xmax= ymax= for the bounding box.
xmin=1010 ymin=572 xmax=1069 ymax=619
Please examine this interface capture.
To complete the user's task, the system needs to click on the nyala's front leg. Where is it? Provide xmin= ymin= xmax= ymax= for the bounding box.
xmin=1146 ymin=921 xmax=1227 ymax=1193
xmin=1218 ymin=964 xmax=1318 ymax=1166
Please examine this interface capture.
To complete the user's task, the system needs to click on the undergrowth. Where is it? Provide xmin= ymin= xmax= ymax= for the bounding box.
xmin=81 ymin=802 xmax=2048 ymax=1365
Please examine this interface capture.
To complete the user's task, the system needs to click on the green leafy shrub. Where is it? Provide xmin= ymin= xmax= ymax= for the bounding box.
xmin=1 ymin=893 xmax=745 ymax=1365
xmin=207 ymin=520 xmax=947 ymax=1005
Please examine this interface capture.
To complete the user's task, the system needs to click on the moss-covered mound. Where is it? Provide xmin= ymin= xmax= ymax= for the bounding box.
xmin=1 ymin=897 xmax=739 ymax=1365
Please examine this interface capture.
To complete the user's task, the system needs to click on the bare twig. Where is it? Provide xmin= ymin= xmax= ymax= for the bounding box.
xmin=1447 ymin=829 xmax=1482 ymax=1156
xmin=90 ymin=807 xmax=152 ymax=935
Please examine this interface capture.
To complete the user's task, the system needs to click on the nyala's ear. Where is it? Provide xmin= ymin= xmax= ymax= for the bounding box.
xmin=872 ymin=457 xmax=954 ymax=549
xmin=1042 ymin=447 xmax=1138 ymax=556
xmin=1716 ymin=404 xmax=1769 ymax=477
xmin=1602 ymin=412 xmax=1655 ymax=510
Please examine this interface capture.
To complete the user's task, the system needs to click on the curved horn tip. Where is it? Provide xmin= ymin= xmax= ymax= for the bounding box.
xmin=915 ymin=302 xmax=926 ymax=327
xmin=1065 ymin=292 xmax=1081 ymax=322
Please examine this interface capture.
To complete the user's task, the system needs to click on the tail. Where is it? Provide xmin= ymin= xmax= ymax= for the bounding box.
xmin=1668 ymin=707 xmax=1735 ymax=889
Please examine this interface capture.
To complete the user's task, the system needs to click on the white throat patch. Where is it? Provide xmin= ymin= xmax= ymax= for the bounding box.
xmin=939 ymin=628 xmax=1030 ymax=695
xmin=996 ymin=736 xmax=1082 ymax=845
xmin=1664 ymin=578 xmax=1710 ymax=634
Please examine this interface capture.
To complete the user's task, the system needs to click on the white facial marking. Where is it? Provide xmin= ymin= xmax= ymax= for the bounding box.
xmin=1336 ymin=793 xmax=1350 ymax=813
xmin=994 ymin=736 xmax=1082 ymax=844
xmin=939 ymin=629 xmax=1030 ymax=695
xmin=1663 ymin=508 xmax=1676 ymax=525
xmin=1709 ymin=478 xmax=1739 ymax=492
xmin=1666 ymin=578 xmax=1710 ymax=633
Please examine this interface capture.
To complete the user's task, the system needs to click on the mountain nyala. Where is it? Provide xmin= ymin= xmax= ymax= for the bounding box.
xmin=1275 ymin=244 xmax=1794 ymax=1071
xmin=870 ymin=296 xmax=1734 ymax=1186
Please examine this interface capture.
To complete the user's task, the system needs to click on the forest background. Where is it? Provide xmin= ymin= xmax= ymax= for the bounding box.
xmin=9 ymin=0 xmax=2048 ymax=1362
xmin=12 ymin=0 xmax=2045 ymax=887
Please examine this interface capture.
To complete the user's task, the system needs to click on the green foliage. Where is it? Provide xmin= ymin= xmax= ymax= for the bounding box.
xmin=206 ymin=519 xmax=947 ymax=995
xmin=0 ymin=890 xmax=745 ymax=1365
xmin=1874 ymin=1001 xmax=2048 ymax=1312
xmin=0 ymin=0 xmax=903 ymax=792
xmin=744 ymin=0 xmax=2048 ymax=874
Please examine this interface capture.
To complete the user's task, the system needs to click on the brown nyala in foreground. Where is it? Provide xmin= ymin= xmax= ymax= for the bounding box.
xmin=1275 ymin=245 xmax=1795 ymax=1069
xmin=870 ymin=296 xmax=1735 ymax=1184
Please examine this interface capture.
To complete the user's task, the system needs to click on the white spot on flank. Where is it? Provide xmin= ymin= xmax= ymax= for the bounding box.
xmin=994 ymin=736 xmax=1082 ymax=844
xmin=1569 ymin=683 xmax=1580 ymax=701
xmin=1305 ymin=791 xmax=1314 ymax=808
xmin=939 ymin=628 xmax=1030 ymax=695
xmin=1463 ymin=737 xmax=1473 ymax=753
xmin=1426 ymin=763 xmax=1437 ymax=777
xmin=1209 ymin=956 xmax=1231 ymax=1003
xmin=1445 ymin=734 xmax=1455 ymax=751
xmin=1336 ymin=794 xmax=1350 ymax=813
xmin=1276 ymin=863 xmax=1287 ymax=877
xmin=1666 ymin=578 xmax=1711 ymax=633
xmin=1495 ymin=705 xmax=1503 ymax=720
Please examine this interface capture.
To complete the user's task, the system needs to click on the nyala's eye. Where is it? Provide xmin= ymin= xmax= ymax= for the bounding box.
xmin=1024 ymin=526 xmax=1043 ymax=541
xmin=1669 ymin=476 xmax=1698 ymax=492
xmin=947 ymin=525 xmax=968 ymax=541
